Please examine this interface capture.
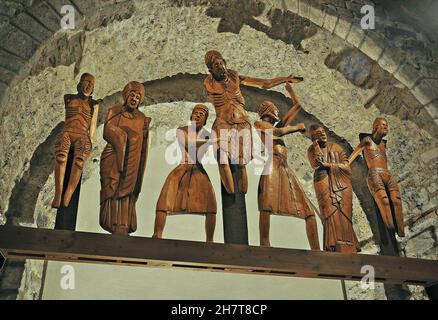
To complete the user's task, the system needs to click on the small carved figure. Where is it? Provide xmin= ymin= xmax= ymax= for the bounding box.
xmin=52 ymin=73 xmax=99 ymax=208
xmin=308 ymin=124 xmax=360 ymax=253
xmin=349 ymin=118 xmax=404 ymax=237
xmin=255 ymin=82 xmax=320 ymax=250
xmin=204 ymin=50 xmax=303 ymax=194
xmin=99 ymin=81 xmax=151 ymax=235
xmin=153 ymin=104 xmax=218 ymax=243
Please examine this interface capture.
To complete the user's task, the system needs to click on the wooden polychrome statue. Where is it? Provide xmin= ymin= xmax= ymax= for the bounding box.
xmin=52 ymin=73 xmax=99 ymax=208
xmin=153 ymin=104 xmax=218 ymax=243
xmin=203 ymin=50 xmax=303 ymax=194
xmin=307 ymin=124 xmax=360 ymax=253
xmin=349 ymin=117 xmax=404 ymax=237
xmin=255 ymin=82 xmax=320 ymax=250
xmin=99 ymin=81 xmax=151 ymax=235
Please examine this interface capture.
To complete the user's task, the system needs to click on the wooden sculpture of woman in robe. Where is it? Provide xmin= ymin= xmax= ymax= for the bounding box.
xmin=255 ymin=82 xmax=320 ymax=250
xmin=307 ymin=124 xmax=360 ymax=253
xmin=99 ymin=81 xmax=151 ymax=235
xmin=153 ymin=104 xmax=218 ymax=243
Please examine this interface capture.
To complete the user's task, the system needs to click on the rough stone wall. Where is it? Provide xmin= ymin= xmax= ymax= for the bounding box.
xmin=0 ymin=0 xmax=436 ymax=300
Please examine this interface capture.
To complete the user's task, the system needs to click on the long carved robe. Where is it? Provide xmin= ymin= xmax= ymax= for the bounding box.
xmin=99 ymin=105 xmax=150 ymax=234
xmin=255 ymin=120 xmax=316 ymax=218
xmin=156 ymin=126 xmax=217 ymax=215
xmin=308 ymin=142 xmax=360 ymax=253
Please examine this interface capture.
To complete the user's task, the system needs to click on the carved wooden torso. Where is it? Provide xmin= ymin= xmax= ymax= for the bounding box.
xmin=362 ymin=136 xmax=388 ymax=171
xmin=64 ymin=94 xmax=95 ymax=135
xmin=204 ymin=69 xmax=248 ymax=123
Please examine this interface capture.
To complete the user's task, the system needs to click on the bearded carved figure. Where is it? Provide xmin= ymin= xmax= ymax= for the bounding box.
xmin=203 ymin=50 xmax=303 ymax=194
xmin=308 ymin=124 xmax=360 ymax=253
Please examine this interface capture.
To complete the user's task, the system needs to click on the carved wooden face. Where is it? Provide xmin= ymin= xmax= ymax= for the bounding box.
xmin=191 ymin=109 xmax=207 ymax=128
xmin=126 ymin=90 xmax=142 ymax=110
xmin=210 ymin=57 xmax=228 ymax=81
xmin=313 ymin=127 xmax=327 ymax=143
xmin=373 ymin=119 xmax=389 ymax=137
xmin=79 ymin=76 xmax=95 ymax=97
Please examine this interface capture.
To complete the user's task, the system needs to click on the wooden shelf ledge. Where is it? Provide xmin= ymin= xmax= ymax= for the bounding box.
xmin=0 ymin=226 xmax=437 ymax=287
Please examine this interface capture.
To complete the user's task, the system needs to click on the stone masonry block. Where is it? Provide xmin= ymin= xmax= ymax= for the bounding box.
xmin=308 ymin=0 xmax=326 ymax=26
xmin=298 ymin=0 xmax=311 ymax=19
xmin=322 ymin=7 xmax=338 ymax=33
xmin=284 ymin=0 xmax=299 ymax=13
xmin=359 ymin=32 xmax=388 ymax=61
xmin=393 ymin=63 xmax=422 ymax=89
xmin=424 ymin=100 xmax=438 ymax=120
xmin=333 ymin=17 xmax=352 ymax=39
xmin=377 ymin=45 xmax=406 ymax=74
xmin=346 ymin=23 xmax=366 ymax=47
xmin=412 ymin=79 xmax=438 ymax=105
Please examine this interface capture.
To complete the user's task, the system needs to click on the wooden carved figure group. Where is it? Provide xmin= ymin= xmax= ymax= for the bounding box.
xmin=52 ymin=50 xmax=405 ymax=253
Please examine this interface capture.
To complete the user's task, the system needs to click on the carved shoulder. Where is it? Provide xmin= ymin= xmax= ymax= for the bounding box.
xmin=64 ymin=94 xmax=76 ymax=105
xmin=254 ymin=120 xmax=272 ymax=131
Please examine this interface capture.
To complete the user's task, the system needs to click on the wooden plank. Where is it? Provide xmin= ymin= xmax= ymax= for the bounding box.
xmin=0 ymin=226 xmax=437 ymax=287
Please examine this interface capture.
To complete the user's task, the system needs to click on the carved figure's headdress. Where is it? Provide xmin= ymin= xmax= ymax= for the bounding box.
xmin=192 ymin=104 xmax=209 ymax=125
xmin=205 ymin=50 xmax=225 ymax=70
xmin=258 ymin=100 xmax=280 ymax=122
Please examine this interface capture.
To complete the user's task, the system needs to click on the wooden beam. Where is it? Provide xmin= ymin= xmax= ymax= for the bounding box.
xmin=0 ymin=226 xmax=437 ymax=287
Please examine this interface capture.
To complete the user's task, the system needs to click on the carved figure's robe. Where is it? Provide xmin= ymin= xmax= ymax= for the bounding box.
xmin=156 ymin=126 xmax=217 ymax=215
xmin=255 ymin=120 xmax=316 ymax=218
xmin=100 ymin=105 xmax=150 ymax=234
xmin=308 ymin=142 xmax=360 ymax=253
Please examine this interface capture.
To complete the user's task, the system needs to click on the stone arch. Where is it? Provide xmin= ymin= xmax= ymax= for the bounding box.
xmin=261 ymin=0 xmax=438 ymax=129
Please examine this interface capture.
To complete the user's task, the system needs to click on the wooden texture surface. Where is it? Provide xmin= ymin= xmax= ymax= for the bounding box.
xmin=0 ymin=226 xmax=437 ymax=287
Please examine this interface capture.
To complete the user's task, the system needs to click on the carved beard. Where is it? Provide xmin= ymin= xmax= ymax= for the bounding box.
xmin=212 ymin=67 xmax=228 ymax=82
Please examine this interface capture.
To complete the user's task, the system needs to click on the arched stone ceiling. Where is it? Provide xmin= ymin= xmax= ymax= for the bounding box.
xmin=1 ymin=0 xmax=436 ymax=132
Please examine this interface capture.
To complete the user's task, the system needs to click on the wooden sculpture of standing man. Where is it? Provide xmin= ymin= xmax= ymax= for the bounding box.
xmin=99 ymin=81 xmax=151 ymax=235
xmin=255 ymin=82 xmax=320 ymax=249
xmin=203 ymin=50 xmax=303 ymax=195
xmin=349 ymin=118 xmax=404 ymax=237
xmin=52 ymin=73 xmax=99 ymax=208
xmin=307 ymin=124 xmax=360 ymax=253
xmin=154 ymin=104 xmax=218 ymax=242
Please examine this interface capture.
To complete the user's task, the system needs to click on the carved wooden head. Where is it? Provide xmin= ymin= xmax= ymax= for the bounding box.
xmin=205 ymin=50 xmax=228 ymax=81
xmin=122 ymin=81 xmax=145 ymax=110
xmin=191 ymin=104 xmax=209 ymax=127
xmin=77 ymin=73 xmax=95 ymax=97
xmin=372 ymin=117 xmax=389 ymax=137
xmin=258 ymin=100 xmax=280 ymax=123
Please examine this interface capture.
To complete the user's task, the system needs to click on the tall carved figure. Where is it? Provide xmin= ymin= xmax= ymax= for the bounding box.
xmin=307 ymin=124 xmax=360 ymax=253
xmin=203 ymin=50 xmax=303 ymax=194
xmin=52 ymin=73 xmax=99 ymax=208
xmin=349 ymin=118 xmax=404 ymax=237
xmin=99 ymin=81 xmax=151 ymax=235
xmin=154 ymin=104 xmax=218 ymax=242
xmin=255 ymin=83 xmax=320 ymax=250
